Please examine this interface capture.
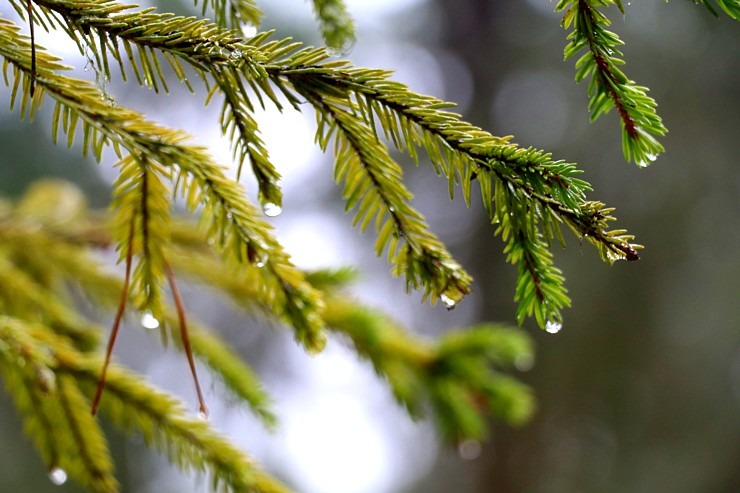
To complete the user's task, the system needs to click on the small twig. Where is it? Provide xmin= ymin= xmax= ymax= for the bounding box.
xmin=164 ymin=261 xmax=208 ymax=418
xmin=27 ymin=0 xmax=36 ymax=96
xmin=91 ymin=217 xmax=135 ymax=415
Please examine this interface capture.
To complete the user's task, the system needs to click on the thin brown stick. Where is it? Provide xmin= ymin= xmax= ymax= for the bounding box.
xmin=27 ymin=0 xmax=36 ymax=96
xmin=164 ymin=261 xmax=208 ymax=418
xmin=91 ymin=218 xmax=135 ymax=415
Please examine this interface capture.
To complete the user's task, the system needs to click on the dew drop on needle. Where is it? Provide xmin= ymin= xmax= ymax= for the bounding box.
xmin=49 ymin=467 xmax=67 ymax=486
xmin=141 ymin=311 xmax=160 ymax=330
xmin=262 ymin=202 xmax=282 ymax=217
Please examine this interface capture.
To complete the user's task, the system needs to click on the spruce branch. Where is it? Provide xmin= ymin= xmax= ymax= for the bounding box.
xmin=309 ymin=0 xmax=356 ymax=50
xmin=0 ymin=185 xmax=277 ymax=427
xmin=556 ymin=0 xmax=667 ymax=165
xmin=323 ymin=300 xmax=535 ymax=441
xmin=0 ymin=0 xmax=702 ymax=489
xmin=689 ymin=0 xmax=740 ymax=19
xmin=0 ymin=315 xmax=289 ymax=493
xmin=0 ymin=17 xmax=326 ymax=352
xmin=169 ymin=238 xmax=534 ymax=441
xmin=293 ymin=80 xmax=473 ymax=306
xmin=111 ymin=154 xmax=171 ymax=319
xmin=195 ymin=0 xmax=264 ymax=29
xmin=270 ymin=63 xmax=637 ymax=324
xmin=67 ymin=359 xmax=291 ymax=493
xmin=10 ymin=0 xmax=639 ymax=321
xmin=0 ymin=317 xmax=118 ymax=493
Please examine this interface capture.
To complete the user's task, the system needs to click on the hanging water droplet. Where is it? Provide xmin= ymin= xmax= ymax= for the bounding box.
xmin=37 ymin=366 xmax=57 ymax=393
xmin=636 ymin=152 xmax=657 ymax=168
xmin=545 ymin=320 xmax=563 ymax=334
xmin=262 ymin=202 xmax=282 ymax=217
xmin=241 ymin=24 xmax=258 ymax=38
xmin=254 ymin=253 xmax=268 ymax=268
xmin=457 ymin=439 xmax=482 ymax=461
xmin=49 ymin=467 xmax=67 ymax=485
xmin=229 ymin=49 xmax=243 ymax=63
xmin=605 ymin=249 xmax=624 ymax=262
xmin=141 ymin=311 xmax=160 ymax=330
xmin=514 ymin=353 xmax=534 ymax=372
xmin=440 ymin=293 xmax=457 ymax=310
xmin=197 ymin=410 xmax=209 ymax=421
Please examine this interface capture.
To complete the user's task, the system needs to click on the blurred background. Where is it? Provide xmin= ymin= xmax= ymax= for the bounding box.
xmin=0 ymin=1 xmax=738 ymax=492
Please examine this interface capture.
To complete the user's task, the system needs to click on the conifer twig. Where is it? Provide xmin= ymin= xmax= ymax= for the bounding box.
xmin=91 ymin=216 xmax=135 ymax=416
xmin=164 ymin=260 xmax=209 ymax=418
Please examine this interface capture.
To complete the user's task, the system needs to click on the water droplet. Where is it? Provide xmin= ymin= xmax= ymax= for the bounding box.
xmin=197 ymin=410 xmax=209 ymax=421
xmin=636 ymin=153 xmax=657 ymax=168
xmin=262 ymin=202 xmax=282 ymax=217
xmin=229 ymin=49 xmax=243 ymax=62
xmin=440 ymin=293 xmax=457 ymax=310
xmin=545 ymin=320 xmax=563 ymax=334
xmin=241 ymin=24 xmax=258 ymax=38
xmin=605 ymin=249 xmax=624 ymax=262
xmin=327 ymin=38 xmax=357 ymax=57
xmin=37 ymin=366 xmax=57 ymax=393
xmin=457 ymin=439 xmax=482 ymax=461
xmin=141 ymin=312 xmax=160 ymax=330
xmin=514 ymin=353 xmax=534 ymax=372
xmin=49 ymin=467 xmax=67 ymax=485
xmin=254 ymin=253 xmax=268 ymax=268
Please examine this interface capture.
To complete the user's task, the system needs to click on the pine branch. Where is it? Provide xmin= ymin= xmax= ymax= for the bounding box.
xmin=70 ymin=359 xmax=290 ymax=493
xmin=111 ymin=154 xmax=171 ymax=320
xmin=688 ymin=0 xmax=740 ymax=19
xmin=0 ymin=203 xmax=277 ymax=427
xmin=309 ymin=0 xmax=356 ymax=50
xmin=169 ymin=239 xmax=534 ymax=441
xmin=13 ymin=1 xmax=640 ymax=320
xmin=323 ymin=301 xmax=535 ymax=441
xmin=0 ymin=17 xmax=326 ymax=352
xmin=0 ymin=317 xmax=118 ymax=493
xmin=270 ymin=62 xmax=638 ymax=324
xmin=556 ymin=0 xmax=667 ymax=165
xmin=294 ymin=81 xmax=473 ymax=306
xmin=195 ymin=0 xmax=264 ymax=29
xmin=0 ymin=315 xmax=289 ymax=493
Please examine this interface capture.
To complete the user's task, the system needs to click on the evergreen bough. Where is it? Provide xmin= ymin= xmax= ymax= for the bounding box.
xmin=0 ymin=0 xmax=735 ymax=491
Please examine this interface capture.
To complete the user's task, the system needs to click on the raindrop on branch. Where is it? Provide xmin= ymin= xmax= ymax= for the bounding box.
xmin=514 ymin=353 xmax=534 ymax=372
xmin=49 ymin=467 xmax=67 ymax=486
xmin=457 ymin=439 xmax=482 ymax=461
xmin=440 ymin=293 xmax=457 ymax=310
xmin=254 ymin=253 xmax=268 ymax=268
xmin=141 ymin=311 xmax=160 ymax=330
xmin=37 ymin=366 xmax=57 ymax=393
xmin=241 ymin=24 xmax=258 ymax=38
xmin=262 ymin=202 xmax=282 ymax=217
xmin=636 ymin=154 xmax=657 ymax=168
xmin=545 ymin=320 xmax=563 ymax=334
